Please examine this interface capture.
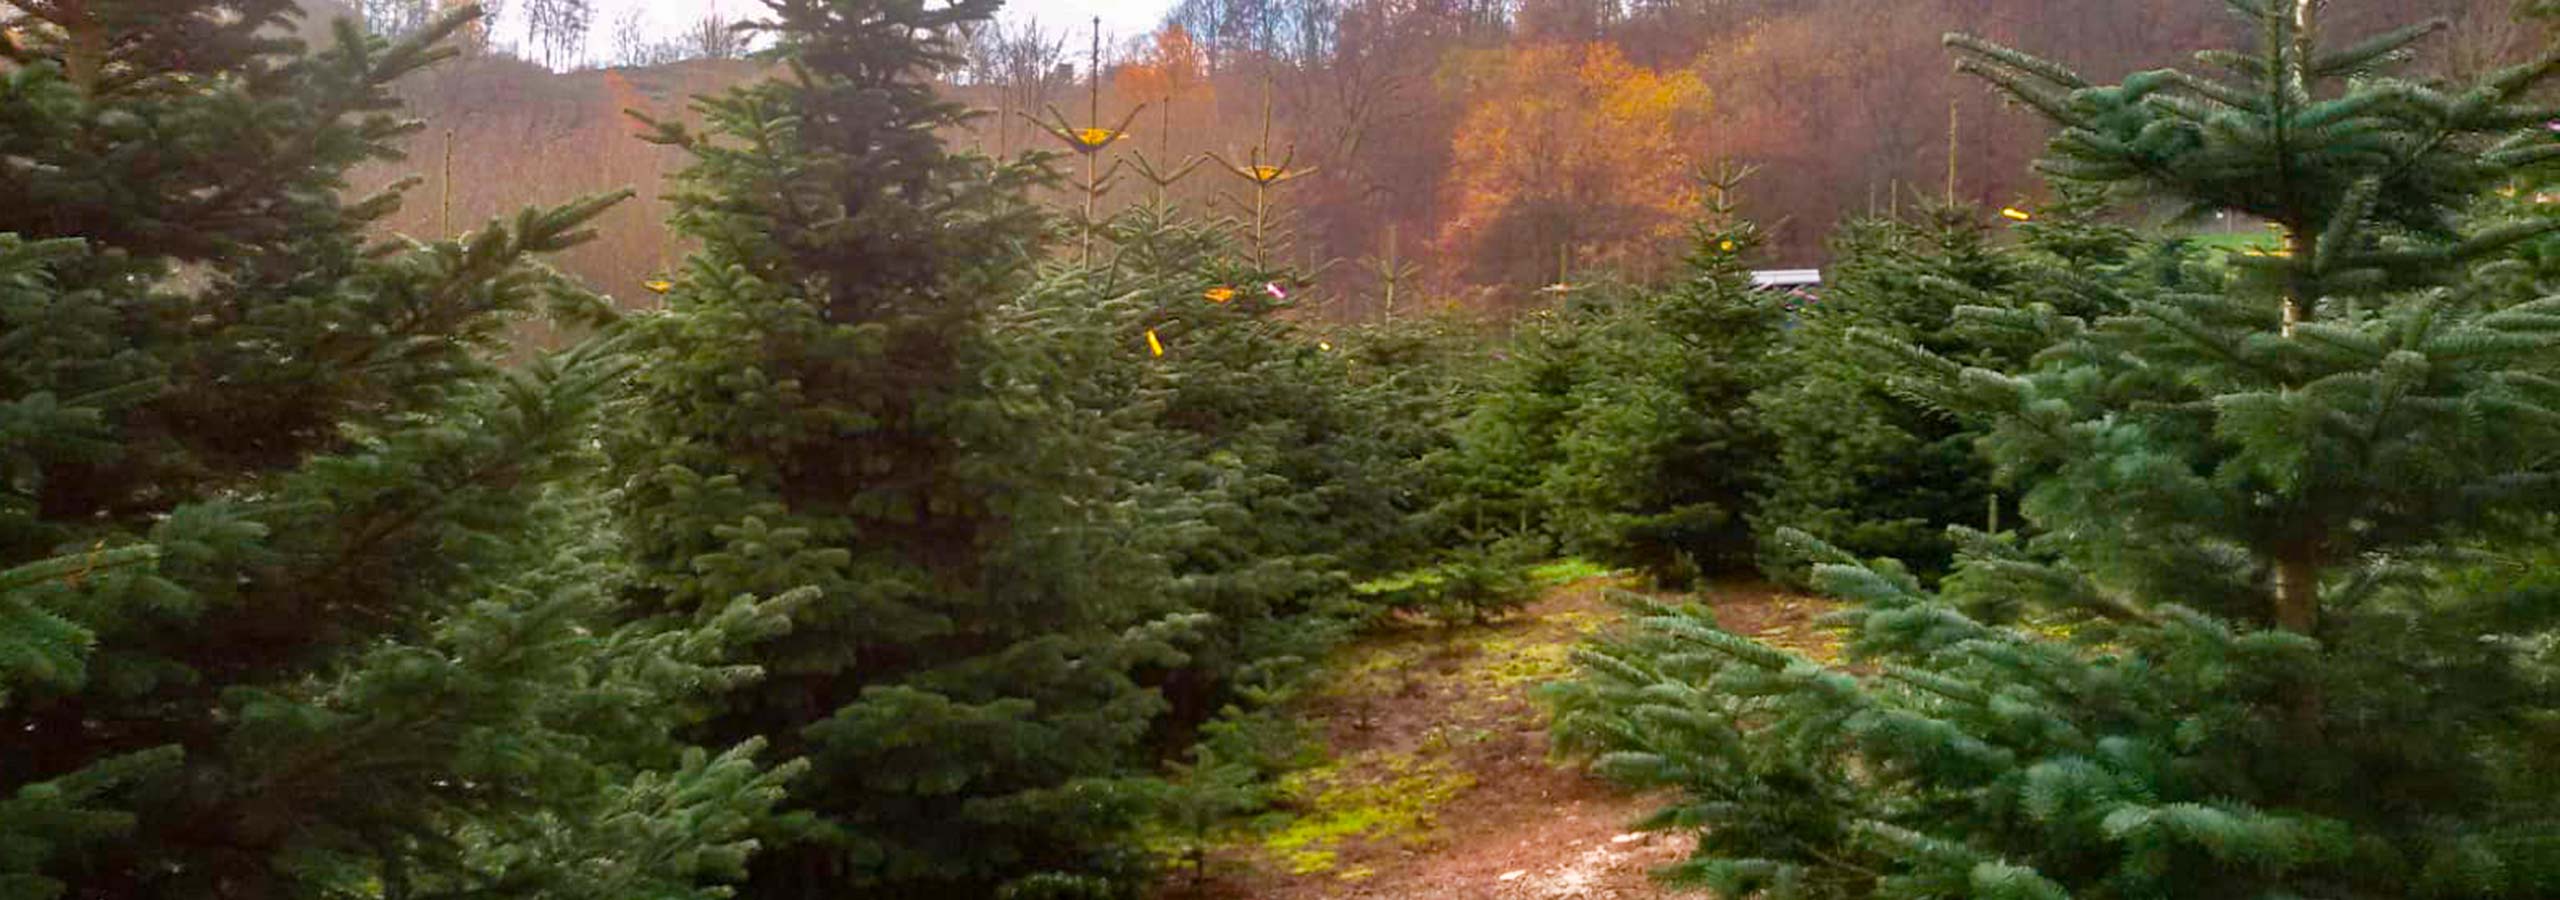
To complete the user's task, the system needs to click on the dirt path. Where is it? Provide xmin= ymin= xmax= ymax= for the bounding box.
xmin=1159 ymin=575 xmax=1834 ymax=900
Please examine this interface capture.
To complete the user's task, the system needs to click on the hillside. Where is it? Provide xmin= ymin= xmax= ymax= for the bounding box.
xmin=302 ymin=0 xmax=2526 ymax=321
xmin=350 ymin=55 xmax=762 ymax=314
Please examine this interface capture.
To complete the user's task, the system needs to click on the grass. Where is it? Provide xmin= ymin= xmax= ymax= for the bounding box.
xmin=2180 ymin=230 xmax=2282 ymax=254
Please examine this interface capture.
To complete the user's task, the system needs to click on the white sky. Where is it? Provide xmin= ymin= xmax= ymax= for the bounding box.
xmin=563 ymin=0 xmax=1174 ymax=48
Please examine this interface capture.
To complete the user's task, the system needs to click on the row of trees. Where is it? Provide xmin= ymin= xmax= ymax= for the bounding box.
xmin=1552 ymin=0 xmax=2560 ymax=895
xmin=16 ymin=0 xmax=2560 ymax=897
xmin=0 ymin=1 xmax=1488 ymax=896
xmin=355 ymin=0 xmax=747 ymax=69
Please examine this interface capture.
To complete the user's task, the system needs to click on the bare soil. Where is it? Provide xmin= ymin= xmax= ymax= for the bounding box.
xmin=1156 ymin=575 xmax=1834 ymax=900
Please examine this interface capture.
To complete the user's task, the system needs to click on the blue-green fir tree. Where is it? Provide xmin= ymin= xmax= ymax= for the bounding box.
xmin=1535 ymin=169 xmax=1788 ymax=582
xmin=1750 ymin=199 xmax=2146 ymax=582
xmin=1554 ymin=1 xmax=2560 ymax=896
xmin=1439 ymin=169 xmax=1787 ymax=585
xmin=609 ymin=0 xmax=1191 ymax=895
xmin=0 ymin=3 xmax=795 ymax=898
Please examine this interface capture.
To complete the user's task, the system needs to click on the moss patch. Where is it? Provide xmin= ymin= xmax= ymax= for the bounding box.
xmin=1527 ymin=558 xmax=1615 ymax=585
xmin=1257 ymin=750 xmax=1476 ymax=874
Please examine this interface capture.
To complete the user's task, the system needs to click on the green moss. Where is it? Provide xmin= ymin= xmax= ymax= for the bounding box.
xmin=1472 ymin=609 xmax=1606 ymax=688
xmin=1527 ymin=558 xmax=1615 ymax=584
xmin=1279 ymin=848 xmax=1337 ymax=875
xmin=1255 ymin=750 xmax=1476 ymax=874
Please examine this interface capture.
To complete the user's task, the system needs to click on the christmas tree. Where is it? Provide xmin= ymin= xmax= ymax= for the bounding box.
xmin=1 ymin=4 xmax=793 ymax=897
xmin=610 ymin=0 xmax=1186 ymax=894
xmin=1535 ymin=168 xmax=1786 ymax=581
xmin=1750 ymin=198 xmax=2145 ymax=582
xmin=1555 ymin=1 xmax=2560 ymax=895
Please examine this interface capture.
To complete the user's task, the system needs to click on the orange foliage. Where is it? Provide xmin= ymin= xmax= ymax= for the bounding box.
xmin=1113 ymin=25 xmax=1212 ymax=104
xmin=1435 ymin=43 xmax=1712 ymax=291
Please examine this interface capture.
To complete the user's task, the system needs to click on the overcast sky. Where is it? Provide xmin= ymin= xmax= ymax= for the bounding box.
xmin=564 ymin=0 xmax=1175 ymax=50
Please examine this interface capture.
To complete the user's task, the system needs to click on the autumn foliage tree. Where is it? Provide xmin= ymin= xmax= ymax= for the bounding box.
xmin=1112 ymin=24 xmax=1212 ymax=113
xmin=1436 ymin=43 xmax=1712 ymax=294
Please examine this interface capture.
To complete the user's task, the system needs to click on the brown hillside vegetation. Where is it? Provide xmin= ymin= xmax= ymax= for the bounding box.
xmin=350 ymin=55 xmax=766 ymax=330
xmin=323 ymin=0 xmax=2525 ymax=320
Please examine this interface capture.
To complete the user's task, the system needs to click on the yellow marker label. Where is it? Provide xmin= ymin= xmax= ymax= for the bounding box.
xmin=1204 ymin=286 xmax=1236 ymax=303
xmin=1719 ymin=240 xmax=1736 ymax=252
xmin=643 ymin=279 xmax=673 ymax=293
xmin=1251 ymin=165 xmax=1285 ymax=181
xmin=1146 ymin=329 xmax=1164 ymax=357
xmin=1076 ymin=128 xmax=1119 ymax=147
xmin=2000 ymin=207 xmax=2032 ymax=221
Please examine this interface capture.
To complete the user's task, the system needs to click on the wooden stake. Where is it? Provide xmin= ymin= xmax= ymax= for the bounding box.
xmin=1946 ymin=98 xmax=1960 ymax=205
xmin=1082 ymin=16 xmax=1102 ymax=267
xmin=1383 ymin=224 xmax=1400 ymax=322
xmin=441 ymin=129 xmax=456 ymax=237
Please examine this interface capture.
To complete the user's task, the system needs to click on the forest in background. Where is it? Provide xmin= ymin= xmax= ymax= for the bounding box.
xmin=18 ymin=0 xmax=2560 ymax=897
xmin=328 ymin=0 xmax=2538 ymax=320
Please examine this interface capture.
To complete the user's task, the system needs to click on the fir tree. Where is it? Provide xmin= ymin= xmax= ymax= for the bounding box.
xmin=1750 ymin=199 xmax=2144 ymax=582
xmin=1434 ymin=315 xmax=1587 ymax=544
xmin=1934 ymin=0 xmax=2560 ymax=631
xmin=612 ymin=0 xmax=1185 ymax=894
xmin=1448 ymin=167 xmax=1784 ymax=583
xmin=1556 ymin=2 xmax=2560 ymax=895
xmin=1012 ymin=183 xmax=1458 ymax=754
xmin=1 ymin=4 xmax=792 ymax=897
xmin=1539 ymin=169 xmax=1785 ymax=581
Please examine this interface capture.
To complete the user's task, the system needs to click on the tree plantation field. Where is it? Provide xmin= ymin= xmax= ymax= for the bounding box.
xmin=11 ymin=1 xmax=2560 ymax=899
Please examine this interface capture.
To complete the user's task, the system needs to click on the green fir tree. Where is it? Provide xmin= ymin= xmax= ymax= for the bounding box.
xmin=1750 ymin=199 xmax=2144 ymax=582
xmin=1556 ymin=2 xmax=2560 ymax=896
xmin=1446 ymin=167 xmax=1784 ymax=583
xmin=1536 ymin=168 xmax=1786 ymax=582
xmin=610 ymin=0 xmax=1190 ymax=895
xmin=0 ymin=4 xmax=793 ymax=898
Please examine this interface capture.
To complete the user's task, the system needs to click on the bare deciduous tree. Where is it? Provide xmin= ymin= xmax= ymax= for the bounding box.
xmin=522 ymin=0 xmax=592 ymax=69
xmin=606 ymin=6 xmax=700 ymax=67
xmin=689 ymin=13 xmax=745 ymax=60
xmin=357 ymin=0 xmax=433 ymax=37
xmin=959 ymin=17 xmax=1071 ymax=155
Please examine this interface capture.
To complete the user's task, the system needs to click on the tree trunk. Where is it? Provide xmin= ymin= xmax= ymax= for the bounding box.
xmin=63 ymin=1 xmax=105 ymax=96
xmin=2272 ymin=545 xmax=2325 ymax=736
xmin=2272 ymin=548 xmax=2319 ymax=635
xmin=2280 ymin=225 xmax=2310 ymax=337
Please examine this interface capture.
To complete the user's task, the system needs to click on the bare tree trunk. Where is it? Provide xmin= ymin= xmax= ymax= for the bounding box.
xmin=2272 ymin=541 xmax=2325 ymax=736
xmin=2273 ymin=548 xmax=2318 ymax=635
xmin=62 ymin=0 xmax=104 ymax=95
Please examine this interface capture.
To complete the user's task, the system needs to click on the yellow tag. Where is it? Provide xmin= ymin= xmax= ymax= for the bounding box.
xmin=643 ymin=279 xmax=673 ymax=293
xmin=2000 ymin=207 xmax=2032 ymax=221
xmin=1077 ymin=128 xmax=1119 ymax=147
xmin=1251 ymin=165 xmax=1285 ymax=181
xmin=1718 ymin=240 xmax=1736 ymax=252
xmin=1146 ymin=329 xmax=1164 ymax=357
xmin=1204 ymin=286 xmax=1236 ymax=304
